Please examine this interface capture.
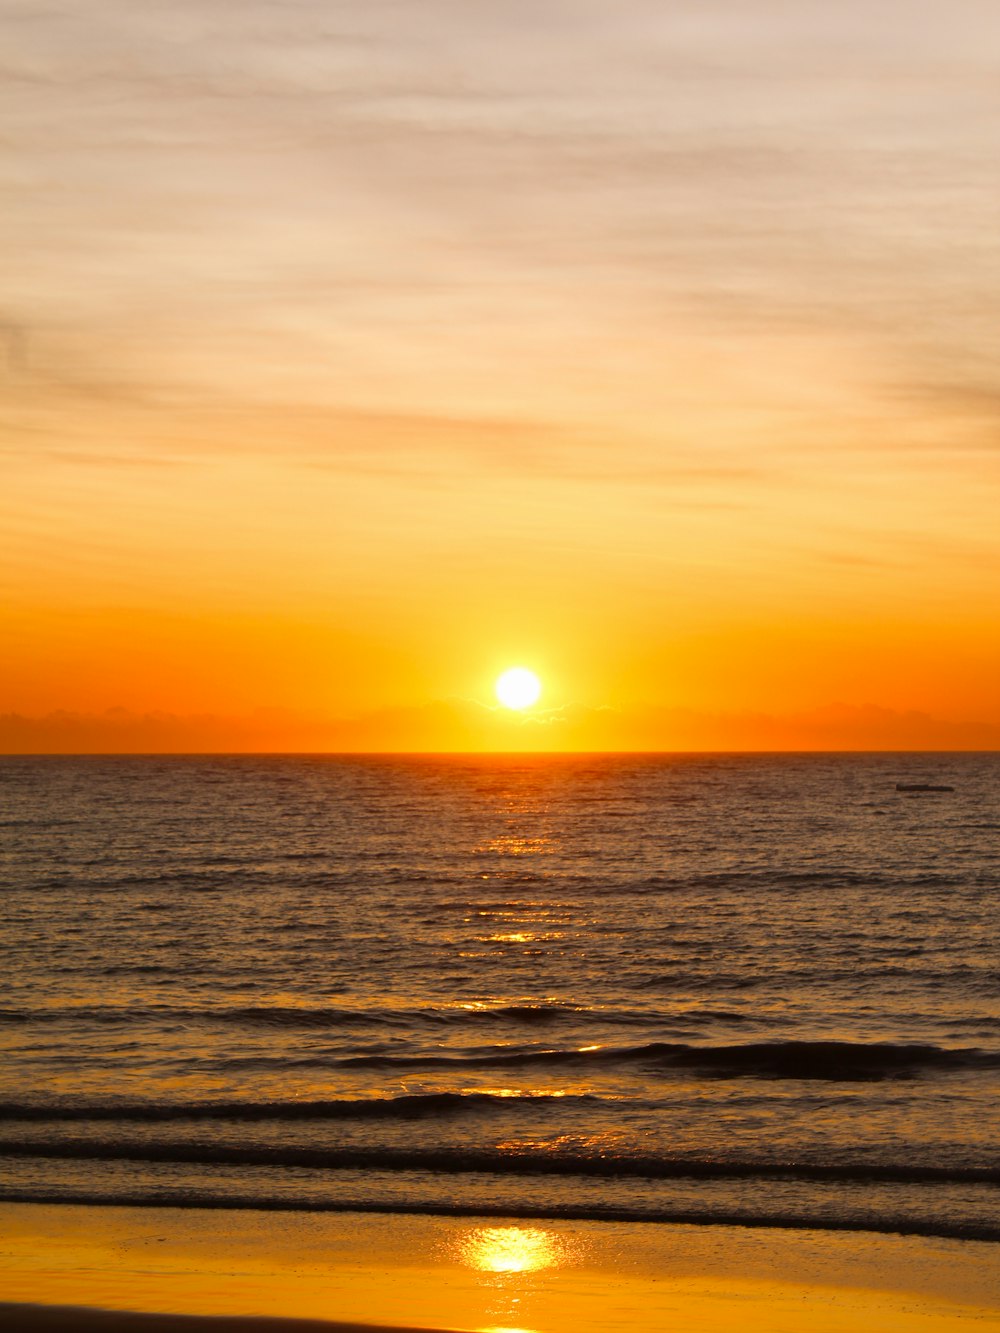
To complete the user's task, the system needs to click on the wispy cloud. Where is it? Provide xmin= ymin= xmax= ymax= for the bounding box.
xmin=5 ymin=0 xmax=1000 ymax=454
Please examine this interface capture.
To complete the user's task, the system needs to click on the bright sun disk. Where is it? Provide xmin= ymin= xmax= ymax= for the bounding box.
xmin=495 ymin=667 xmax=542 ymax=710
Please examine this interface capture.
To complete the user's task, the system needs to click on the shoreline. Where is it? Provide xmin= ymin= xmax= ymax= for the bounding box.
xmin=1 ymin=1189 xmax=998 ymax=1245
xmin=3 ymin=1201 xmax=999 ymax=1333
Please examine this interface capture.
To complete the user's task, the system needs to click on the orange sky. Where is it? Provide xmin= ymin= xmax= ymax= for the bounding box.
xmin=3 ymin=1 xmax=999 ymax=751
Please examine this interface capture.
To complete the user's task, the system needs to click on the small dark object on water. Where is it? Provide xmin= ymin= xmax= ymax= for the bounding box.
xmin=896 ymin=783 xmax=955 ymax=793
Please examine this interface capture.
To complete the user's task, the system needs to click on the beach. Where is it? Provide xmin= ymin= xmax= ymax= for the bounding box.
xmin=2 ymin=1203 xmax=1000 ymax=1333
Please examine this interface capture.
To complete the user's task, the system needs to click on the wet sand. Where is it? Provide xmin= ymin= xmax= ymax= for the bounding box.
xmin=1 ymin=1202 xmax=998 ymax=1332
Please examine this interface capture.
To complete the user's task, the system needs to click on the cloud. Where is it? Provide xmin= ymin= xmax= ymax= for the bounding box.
xmin=4 ymin=0 xmax=1000 ymax=465
xmin=0 ymin=319 xmax=28 ymax=373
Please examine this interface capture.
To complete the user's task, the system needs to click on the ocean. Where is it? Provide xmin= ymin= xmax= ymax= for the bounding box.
xmin=1 ymin=753 xmax=997 ymax=1241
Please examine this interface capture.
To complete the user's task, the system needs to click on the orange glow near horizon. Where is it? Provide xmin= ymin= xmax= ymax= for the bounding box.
xmin=3 ymin=4 xmax=999 ymax=752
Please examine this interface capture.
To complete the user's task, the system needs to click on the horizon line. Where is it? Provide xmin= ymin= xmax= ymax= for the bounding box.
xmin=3 ymin=748 xmax=996 ymax=759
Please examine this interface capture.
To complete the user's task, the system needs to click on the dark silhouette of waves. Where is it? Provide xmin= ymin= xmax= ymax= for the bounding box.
xmin=1 ymin=1137 xmax=996 ymax=1185
xmin=0 ymin=1090 xmax=590 ymax=1122
xmin=0 ymin=1002 xmax=648 ymax=1030
xmin=326 ymin=1039 xmax=999 ymax=1081
xmin=0 ymin=1185 xmax=996 ymax=1244
xmin=2 ymin=1037 xmax=995 ymax=1083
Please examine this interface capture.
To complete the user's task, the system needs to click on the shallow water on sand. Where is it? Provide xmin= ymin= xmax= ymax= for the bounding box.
xmin=4 ymin=1203 xmax=1000 ymax=1333
xmin=1 ymin=753 xmax=998 ymax=1237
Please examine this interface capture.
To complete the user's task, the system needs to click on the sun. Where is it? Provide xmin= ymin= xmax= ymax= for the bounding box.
xmin=495 ymin=667 xmax=542 ymax=710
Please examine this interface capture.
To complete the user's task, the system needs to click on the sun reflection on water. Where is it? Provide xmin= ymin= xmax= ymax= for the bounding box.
xmin=458 ymin=1225 xmax=562 ymax=1275
xmin=478 ymin=835 xmax=553 ymax=857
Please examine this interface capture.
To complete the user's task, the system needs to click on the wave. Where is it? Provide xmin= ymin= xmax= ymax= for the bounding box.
xmin=0 ymin=1090 xmax=589 ymax=1122
xmin=3 ymin=1029 xmax=997 ymax=1082
xmin=636 ymin=964 xmax=998 ymax=993
xmin=0 ymin=1185 xmax=996 ymax=1243
xmin=1 ymin=1138 xmax=996 ymax=1184
xmin=0 ymin=1001 xmax=651 ymax=1030
xmin=23 ymin=865 xmax=993 ymax=898
xmin=335 ymin=1039 xmax=1000 ymax=1080
xmin=597 ymin=868 xmax=985 ymax=896
xmin=667 ymin=1039 xmax=1000 ymax=1079
xmin=0 ymin=1005 xmax=383 ymax=1029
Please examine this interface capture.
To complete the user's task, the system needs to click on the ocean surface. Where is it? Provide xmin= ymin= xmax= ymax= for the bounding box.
xmin=1 ymin=753 xmax=998 ymax=1241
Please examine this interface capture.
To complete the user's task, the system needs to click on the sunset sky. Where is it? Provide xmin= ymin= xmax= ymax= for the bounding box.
xmin=3 ymin=0 xmax=999 ymax=750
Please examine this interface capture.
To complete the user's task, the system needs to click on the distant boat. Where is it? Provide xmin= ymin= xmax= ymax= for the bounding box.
xmin=896 ymin=782 xmax=955 ymax=793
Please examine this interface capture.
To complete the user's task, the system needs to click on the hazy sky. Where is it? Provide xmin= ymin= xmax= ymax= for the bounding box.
xmin=3 ymin=0 xmax=999 ymax=748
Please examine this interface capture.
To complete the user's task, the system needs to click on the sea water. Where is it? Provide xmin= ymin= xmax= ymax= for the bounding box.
xmin=1 ymin=753 xmax=997 ymax=1239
